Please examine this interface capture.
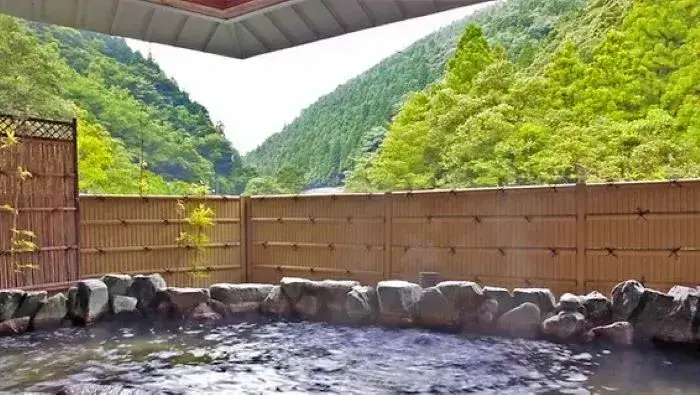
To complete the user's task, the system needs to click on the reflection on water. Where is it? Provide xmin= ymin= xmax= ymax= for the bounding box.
xmin=1 ymin=319 xmax=699 ymax=394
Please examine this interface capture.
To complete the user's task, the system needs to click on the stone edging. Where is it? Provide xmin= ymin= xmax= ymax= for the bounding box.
xmin=2 ymin=276 xmax=699 ymax=348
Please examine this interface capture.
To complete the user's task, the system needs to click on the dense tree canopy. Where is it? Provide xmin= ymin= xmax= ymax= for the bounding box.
xmin=349 ymin=0 xmax=700 ymax=191
xmin=245 ymin=0 xmax=587 ymax=189
xmin=0 ymin=16 xmax=246 ymax=194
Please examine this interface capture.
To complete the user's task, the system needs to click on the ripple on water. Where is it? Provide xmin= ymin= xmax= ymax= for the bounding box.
xmin=1 ymin=320 xmax=700 ymax=394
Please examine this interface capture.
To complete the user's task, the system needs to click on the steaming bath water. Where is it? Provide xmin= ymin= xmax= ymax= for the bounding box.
xmin=1 ymin=319 xmax=699 ymax=394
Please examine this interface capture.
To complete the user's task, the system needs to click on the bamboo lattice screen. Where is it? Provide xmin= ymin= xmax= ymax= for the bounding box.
xmin=0 ymin=115 xmax=79 ymax=291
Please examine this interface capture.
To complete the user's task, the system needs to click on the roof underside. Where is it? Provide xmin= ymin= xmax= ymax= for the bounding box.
xmin=0 ymin=0 xmax=488 ymax=59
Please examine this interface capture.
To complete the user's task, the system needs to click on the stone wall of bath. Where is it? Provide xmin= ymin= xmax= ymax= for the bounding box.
xmin=2 ymin=274 xmax=699 ymax=348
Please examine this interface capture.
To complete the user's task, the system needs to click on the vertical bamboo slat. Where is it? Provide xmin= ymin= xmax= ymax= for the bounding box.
xmin=575 ymin=182 xmax=586 ymax=294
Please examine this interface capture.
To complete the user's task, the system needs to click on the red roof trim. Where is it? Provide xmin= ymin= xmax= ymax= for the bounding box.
xmin=146 ymin=0 xmax=291 ymax=19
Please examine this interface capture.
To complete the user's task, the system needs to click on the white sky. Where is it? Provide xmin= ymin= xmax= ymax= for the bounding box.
xmin=126 ymin=3 xmax=489 ymax=154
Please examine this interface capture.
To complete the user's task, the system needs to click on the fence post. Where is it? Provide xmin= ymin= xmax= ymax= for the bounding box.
xmin=383 ymin=192 xmax=393 ymax=280
xmin=240 ymin=196 xmax=251 ymax=283
xmin=575 ymin=182 xmax=587 ymax=294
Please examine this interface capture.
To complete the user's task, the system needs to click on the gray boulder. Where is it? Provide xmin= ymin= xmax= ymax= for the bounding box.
xmin=496 ymin=302 xmax=542 ymax=339
xmin=377 ymin=280 xmax=422 ymax=325
xmin=313 ymin=279 xmax=361 ymax=320
xmin=112 ymin=295 xmax=139 ymax=316
xmin=585 ymin=321 xmax=634 ymax=346
xmin=209 ymin=283 xmax=274 ymax=314
xmin=57 ymin=383 xmax=153 ymax=395
xmin=66 ymin=286 xmax=80 ymax=320
xmin=280 ymin=277 xmax=313 ymax=302
xmin=611 ymin=280 xmax=645 ymax=321
xmin=414 ymin=281 xmax=483 ymax=327
xmin=32 ymin=293 xmax=68 ymax=330
xmin=631 ymin=287 xmax=699 ymax=344
xmin=157 ymin=287 xmax=209 ymax=316
xmin=0 ymin=316 xmax=30 ymax=336
xmin=582 ymin=291 xmax=612 ymax=327
xmin=77 ymin=279 xmax=109 ymax=323
xmin=483 ymin=286 xmax=515 ymax=318
xmin=209 ymin=283 xmax=274 ymax=317
xmin=541 ymin=311 xmax=587 ymax=340
xmin=476 ymin=298 xmax=499 ymax=325
xmin=345 ymin=285 xmax=378 ymax=324
xmin=0 ymin=289 xmax=24 ymax=321
xmin=187 ymin=302 xmax=222 ymax=324
xmin=513 ymin=288 xmax=556 ymax=315
xmin=13 ymin=291 xmax=47 ymax=318
xmin=557 ymin=293 xmax=584 ymax=313
xmin=260 ymin=285 xmax=293 ymax=317
xmin=462 ymin=298 xmax=499 ymax=333
xmin=101 ymin=274 xmax=133 ymax=298
xmin=295 ymin=293 xmax=322 ymax=319
xmin=128 ymin=274 xmax=167 ymax=312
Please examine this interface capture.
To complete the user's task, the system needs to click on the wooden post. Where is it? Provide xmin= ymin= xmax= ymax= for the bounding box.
xmin=383 ymin=192 xmax=393 ymax=280
xmin=239 ymin=196 xmax=251 ymax=283
xmin=575 ymin=182 xmax=587 ymax=294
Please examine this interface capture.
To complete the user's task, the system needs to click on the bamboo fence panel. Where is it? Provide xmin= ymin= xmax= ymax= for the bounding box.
xmin=246 ymin=180 xmax=700 ymax=295
xmin=79 ymin=195 xmax=242 ymax=287
xmin=248 ymin=194 xmax=386 ymax=284
xmin=0 ymin=116 xmax=78 ymax=290
xmin=389 ymin=186 xmax=578 ymax=295
xmin=584 ymin=180 xmax=700 ymax=293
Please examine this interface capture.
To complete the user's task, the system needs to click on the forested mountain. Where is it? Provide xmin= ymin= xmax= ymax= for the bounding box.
xmin=350 ymin=0 xmax=699 ymax=190
xmin=0 ymin=16 xmax=246 ymax=194
xmin=244 ymin=0 xmax=587 ymax=189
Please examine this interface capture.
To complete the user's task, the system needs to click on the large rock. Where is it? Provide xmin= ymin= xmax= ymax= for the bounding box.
xmin=56 ymin=384 xmax=152 ymax=395
xmin=187 ymin=302 xmax=222 ymax=324
xmin=582 ymin=291 xmax=612 ymax=327
xmin=345 ymin=286 xmax=378 ymax=324
xmin=496 ymin=302 xmax=542 ymax=339
xmin=13 ymin=291 xmax=47 ymax=318
xmin=210 ymin=283 xmax=274 ymax=314
xmin=112 ymin=295 xmax=139 ymax=316
xmin=0 ymin=289 xmax=24 ymax=321
xmin=210 ymin=283 xmax=273 ymax=302
xmin=260 ymin=285 xmax=293 ymax=317
xmin=295 ymin=293 xmax=322 ymax=319
xmin=557 ymin=293 xmax=584 ymax=313
xmin=101 ymin=274 xmax=133 ymax=298
xmin=631 ymin=287 xmax=700 ymax=344
xmin=541 ymin=311 xmax=587 ymax=341
xmin=77 ymin=279 xmax=109 ymax=323
xmin=585 ymin=321 xmax=634 ymax=346
xmin=32 ymin=293 xmax=68 ymax=330
xmin=157 ymin=287 xmax=209 ymax=317
xmin=413 ymin=281 xmax=483 ymax=327
xmin=611 ymin=280 xmax=645 ymax=321
xmin=377 ymin=280 xmax=422 ymax=325
xmin=513 ymin=288 xmax=556 ymax=315
xmin=128 ymin=274 xmax=167 ymax=312
xmin=66 ymin=287 xmax=80 ymax=321
xmin=462 ymin=298 xmax=499 ymax=333
xmin=280 ymin=277 xmax=313 ymax=302
xmin=0 ymin=316 xmax=30 ymax=336
xmin=313 ymin=279 xmax=361 ymax=321
xmin=483 ymin=286 xmax=515 ymax=318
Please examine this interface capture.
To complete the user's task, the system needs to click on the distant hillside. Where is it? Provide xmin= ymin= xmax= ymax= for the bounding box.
xmin=353 ymin=0 xmax=700 ymax=190
xmin=0 ymin=16 xmax=247 ymax=194
xmin=244 ymin=0 xmax=586 ymax=189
